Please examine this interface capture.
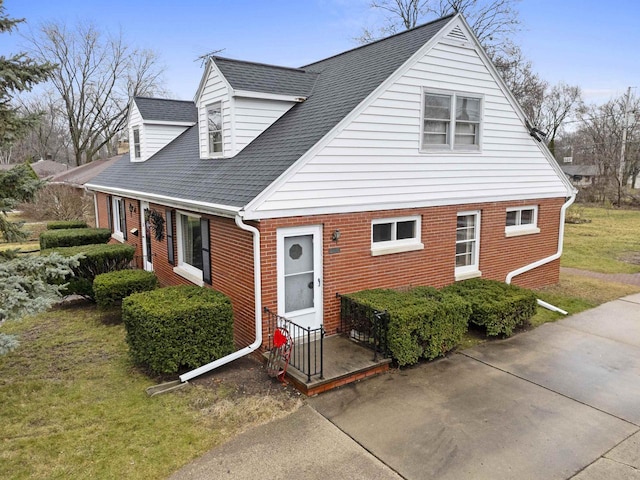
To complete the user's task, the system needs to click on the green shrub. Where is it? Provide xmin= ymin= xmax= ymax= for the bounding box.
xmin=39 ymin=227 xmax=111 ymax=249
xmin=46 ymin=220 xmax=88 ymax=230
xmin=122 ymin=286 xmax=234 ymax=375
xmin=442 ymin=279 xmax=537 ymax=336
xmin=344 ymin=286 xmax=470 ymax=367
xmin=42 ymin=243 xmax=135 ymax=298
xmin=94 ymin=270 xmax=159 ymax=310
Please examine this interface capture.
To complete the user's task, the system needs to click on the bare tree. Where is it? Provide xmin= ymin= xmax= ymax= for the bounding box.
xmin=25 ymin=21 xmax=165 ymax=166
xmin=359 ymin=0 xmax=520 ymax=56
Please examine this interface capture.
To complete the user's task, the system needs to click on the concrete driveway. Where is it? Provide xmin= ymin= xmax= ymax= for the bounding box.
xmin=310 ymin=293 xmax=640 ymax=480
xmin=171 ymin=294 xmax=640 ymax=479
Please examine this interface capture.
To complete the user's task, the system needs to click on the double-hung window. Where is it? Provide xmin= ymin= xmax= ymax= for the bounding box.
xmin=505 ymin=206 xmax=539 ymax=236
xmin=455 ymin=211 xmax=481 ymax=280
xmin=207 ymin=102 xmax=223 ymax=156
xmin=422 ymin=91 xmax=482 ymax=151
xmin=175 ymin=212 xmax=204 ymax=284
xmin=132 ymin=128 xmax=141 ymax=159
xmin=371 ymin=216 xmax=423 ymax=256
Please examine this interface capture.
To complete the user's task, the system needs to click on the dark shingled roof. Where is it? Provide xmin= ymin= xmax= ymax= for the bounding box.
xmin=90 ymin=15 xmax=454 ymax=209
xmin=214 ymin=57 xmax=318 ymax=97
xmin=134 ymin=97 xmax=197 ymax=123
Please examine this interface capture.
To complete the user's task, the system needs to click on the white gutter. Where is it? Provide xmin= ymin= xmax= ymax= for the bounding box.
xmin=179 ymin=214 xmax=262 ymax=382
xmin=505 ymin=192 xmax=576 ymax=315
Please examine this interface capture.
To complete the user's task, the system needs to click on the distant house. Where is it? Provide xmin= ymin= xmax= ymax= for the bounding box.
xmin=86 ymin=14 xmax=576 ymax=388
xmin=0 ymin=159 xmax=68 ymax=179
xmin=50 ymin=155 xmax=123 ymax=189
xmin=561 ymin=165 xmax=599 ymax=187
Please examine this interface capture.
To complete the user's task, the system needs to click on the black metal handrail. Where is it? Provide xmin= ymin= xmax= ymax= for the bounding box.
xmin=338 ymin=294 xmax=390 ymax=360
xmin=264 ymin=307 xmax=324 ymax=383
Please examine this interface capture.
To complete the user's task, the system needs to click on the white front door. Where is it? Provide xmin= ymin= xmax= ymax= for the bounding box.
xmin=277 ymin=225 xmax=323 ymax=331
xmin=140 ymin=201 xmax=154 ymax=272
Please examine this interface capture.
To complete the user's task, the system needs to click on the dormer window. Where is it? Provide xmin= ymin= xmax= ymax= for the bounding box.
xmin=133 ymin=128 xmax=141 ymax=159
xmin=207 ymin=102 xmax=223 ymax=156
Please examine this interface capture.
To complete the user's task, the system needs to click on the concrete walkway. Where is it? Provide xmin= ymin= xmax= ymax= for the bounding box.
xmin=171 ymin=294 xmax=640 ymax=479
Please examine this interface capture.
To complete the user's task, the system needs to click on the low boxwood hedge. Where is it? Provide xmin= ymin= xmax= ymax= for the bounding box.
xmin=122 ymin=286 xmax=234 ymax=375
xmin=46 ymin=220 xmax=88 ymax=230
xmin=42 ymin=243 xmax=135 ymax=298
xmin=94 ymin=269 xmax=159 ymax=310
xmin=442 ymin=279 xmax=537 ymax=336
xmin=39 ymin=227 xmax=111 ymax=249
xmin=344 ymin=286 xmax=471 ymax=366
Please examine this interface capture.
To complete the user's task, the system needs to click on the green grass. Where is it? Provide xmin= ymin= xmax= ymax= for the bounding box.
xmin=562 ymin=206 xmax=640 ymax=273
xmin=0 ymin=303 xmax=298 ymax=479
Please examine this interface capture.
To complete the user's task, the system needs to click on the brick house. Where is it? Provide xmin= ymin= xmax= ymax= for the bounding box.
xmin=87 ymin=14 xmax=576 ymax=388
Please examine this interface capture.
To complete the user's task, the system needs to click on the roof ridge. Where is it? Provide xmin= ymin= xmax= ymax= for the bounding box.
xmin=301 ymin=13 xmax=455 ymax=69
xmin=212 ymin=56 xmax=312 ymax=74
xmin=134 ymin=96 xmax=195 ymax=104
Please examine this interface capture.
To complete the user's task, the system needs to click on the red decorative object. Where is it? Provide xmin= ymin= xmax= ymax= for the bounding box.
xmin=273 ymin=328 xmax=287 ymax=348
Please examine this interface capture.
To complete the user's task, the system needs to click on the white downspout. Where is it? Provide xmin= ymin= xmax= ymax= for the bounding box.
xmin=179 ymin=214 xmax=262 ymax=383
xmin=505 ymin=193 xmax=576 ymax=315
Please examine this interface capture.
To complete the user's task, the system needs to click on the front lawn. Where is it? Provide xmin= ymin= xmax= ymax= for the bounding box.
xmin=562 ymin=206 xmax=640 ymax=273
xmin=0 ymin=302 xmax=300 ymax=479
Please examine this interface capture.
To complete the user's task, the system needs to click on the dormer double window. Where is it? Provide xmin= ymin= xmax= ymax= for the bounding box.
xmin=207 ymin=102 xmax=223 ymax=156
xmin=422 ymin=90 xmax=482 ymax=152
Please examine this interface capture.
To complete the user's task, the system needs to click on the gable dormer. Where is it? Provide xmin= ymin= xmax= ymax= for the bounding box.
xmin=128 ymin=97 xmax=197 ymax=163
xmin=194 ymin=57 xmax=317 ymax=159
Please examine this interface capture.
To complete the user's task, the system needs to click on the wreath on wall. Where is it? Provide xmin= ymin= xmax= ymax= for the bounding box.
xmin=145 ymin=209 xmax=166 ymax=241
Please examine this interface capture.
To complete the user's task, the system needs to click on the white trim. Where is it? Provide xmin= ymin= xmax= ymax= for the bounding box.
xmin=233 ymin=90 xmax=306 ymax=103
xmin=140 ymin=201 xmax=154 ymax=272
xmin=84 ymin=184 xmax=241 ymax=218
xmin=455 ymin=210 xmax=480 ymax=278
xmin=505 ymin=205 xmax=539 ymax=236
xmin=111 ymin=196 xmax=126 ymax=239
xmin=242 ymin=15 xmax=458 ymax=217
xmin=93 ymin=192 xmax=99 ymax=228
xmin=370 ymin=215 xmax=423 ymax=256
xmin=205 ymin=101 xmax=224 ymax=158
xmin=174 ymin=211 xmax=204 ymax=285
xmin=276 ymin=224 xmax=323 ymax=330
xmin=194 ymin=58 xmax=235 ymax=104
xmin=142 ymin=120 xmax=196 ymax=127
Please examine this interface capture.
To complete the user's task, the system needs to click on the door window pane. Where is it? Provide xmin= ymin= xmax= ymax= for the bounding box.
xmin=285 ymin=272 xmax=314 ymax=312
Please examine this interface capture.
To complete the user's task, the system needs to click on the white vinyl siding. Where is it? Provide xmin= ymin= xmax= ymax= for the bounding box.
xmin=253 ymin=24 xmax=570 ymax=217
xmin=198 ymin=65 xmax=231 ymax=158
xmin=234 ymin=97 xmax=294 ymax=153
xmin=129 ymin=101 xmax=189 ymax=162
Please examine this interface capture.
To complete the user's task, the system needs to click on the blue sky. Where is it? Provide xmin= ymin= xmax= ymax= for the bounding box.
xmin=2 ymin=0 xmax=638 ymax=104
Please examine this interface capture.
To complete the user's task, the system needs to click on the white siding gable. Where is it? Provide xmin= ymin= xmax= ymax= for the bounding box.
xmin=197 ymin=62 xmax=232 ymax=158
xmin=247 ymin=18 xmax=572 ymax=219
xmin=234 ymin=97 xmax=294 ymax=153
xmin=129 ymin=101 xmax=191 ymax=162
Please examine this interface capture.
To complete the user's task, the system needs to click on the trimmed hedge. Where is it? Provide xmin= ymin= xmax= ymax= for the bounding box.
xmin=442 ymin=279 xmax=537 ymax=336
xmin=39 ymin=227 xmax=111 ymax=249
xmin=46 ymin=220 xmax=88 ymax=230
xmin=94 ymin=269 xmax=159 ymax=310
xmin=42 ymin=243 xmax=135 ymax=298
xmin=122 ymin=286 xmax=234 ymax=374
xmin=344 ymin=286 xmax=470 ymax=366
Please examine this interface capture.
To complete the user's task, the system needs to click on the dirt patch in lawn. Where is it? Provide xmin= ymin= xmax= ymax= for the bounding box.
xmin=619 ymin=251 xmax=640 ymax=265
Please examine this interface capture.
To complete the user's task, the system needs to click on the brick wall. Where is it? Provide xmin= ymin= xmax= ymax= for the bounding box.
xmin=95 ymin=192 xmax=566 ymax=350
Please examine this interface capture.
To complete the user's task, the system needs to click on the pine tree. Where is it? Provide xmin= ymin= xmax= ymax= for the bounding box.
xmin=0 ymin=0 xmax=55 ymax=147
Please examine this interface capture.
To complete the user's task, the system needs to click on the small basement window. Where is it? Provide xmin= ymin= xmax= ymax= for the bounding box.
xmin=505 ymin=206 xmax=540 ymax=237
xmin=371 ymin=216 xmax=423 ymax=256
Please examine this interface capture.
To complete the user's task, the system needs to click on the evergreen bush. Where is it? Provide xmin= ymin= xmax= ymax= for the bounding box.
xmin=442 ymin=279 xmax=537 ymax=336
xmin=122 ymin=286 xmax=234 ymax=375
xmin=39 ymin=227 xmax=111 ymax=249
xmin=94 ymin=269 xmax=159 ymax=310
xmin=46 ymin=220 xmax=88 ymax=230
xmin=344 ymin=286 xmax=470 ymax=366
xmin=42 ymin=243 xmax=135 ymax=298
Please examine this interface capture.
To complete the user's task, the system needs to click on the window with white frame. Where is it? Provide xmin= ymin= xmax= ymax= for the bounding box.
xmin=505 ymin=206 xmax=539 ymax=236
xmin=207 ymin=102 xmax=223 ymax=156
xmin=455 ymin=211 xmax=480 ymax=278
xmin=422 ymin=91 xmax=482 ymax=151
xmin=132 ymin=128 xmax=141 ymax=159
xmin=176 ymin=212 xmax=203 ymax=280
xmin=371 ymin=216 xmax=423 ymax=255
xmin=112 ymin=197 xmax=126 ymax=240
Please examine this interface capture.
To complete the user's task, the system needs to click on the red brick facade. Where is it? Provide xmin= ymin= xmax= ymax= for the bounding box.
xmin=95 ymin=193 xmax=565 ymax=349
